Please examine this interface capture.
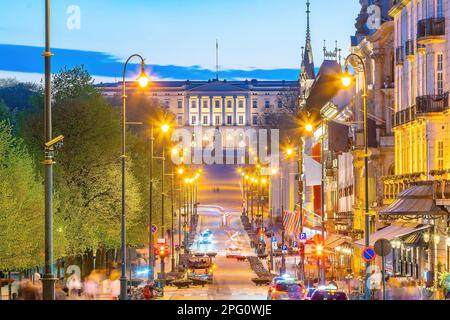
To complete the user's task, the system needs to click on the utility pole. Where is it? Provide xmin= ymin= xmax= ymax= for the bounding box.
xmin=42 ymin=0 xmax=56 ymax=300
xmin=281 ymin=172 xmax=286 ymax=275
xmin=148 ymin=125 xmax=154 ymax=281
xmin=298 ymin=137 xmax=305 ymax=282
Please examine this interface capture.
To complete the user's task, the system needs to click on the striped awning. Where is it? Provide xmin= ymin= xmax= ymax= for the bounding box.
xmin=380 ymin=183 xmax=448 ymax=217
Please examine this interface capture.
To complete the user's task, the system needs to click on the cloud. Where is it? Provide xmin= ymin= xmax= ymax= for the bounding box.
xmin=0 ymin=44 xmax=300 ymax=82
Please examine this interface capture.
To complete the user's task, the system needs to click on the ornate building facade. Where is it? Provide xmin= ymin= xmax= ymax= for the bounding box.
xmin=380 ymin=0 xmax=450 ymax=286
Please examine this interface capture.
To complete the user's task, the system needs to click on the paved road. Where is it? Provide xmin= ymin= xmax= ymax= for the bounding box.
xmin=164 ymin=165 xmax=268 ymax=300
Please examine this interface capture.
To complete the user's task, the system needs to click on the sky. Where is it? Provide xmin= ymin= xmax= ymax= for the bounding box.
xmin=0 ymin=0 xmax=360 ymax=82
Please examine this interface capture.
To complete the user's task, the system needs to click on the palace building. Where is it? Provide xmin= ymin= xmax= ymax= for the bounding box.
xmin=98 ymin=79 xmax=299 ymax=128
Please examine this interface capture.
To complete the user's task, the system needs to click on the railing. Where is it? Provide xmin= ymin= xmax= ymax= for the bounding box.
xmin=382 ymin=174 xmax=450 ymax=205
xmin=395 ymin=46 xmax=404 ymax=65
xmin=392 ymin=94 xmax=449 ymax=127
xmin=405 ymin=40 xmax=415 ymax=57
xmin=416 ymin=94 xmax=449 ymax=113
xmin=417 ymin=18 xmax=445 ymax=42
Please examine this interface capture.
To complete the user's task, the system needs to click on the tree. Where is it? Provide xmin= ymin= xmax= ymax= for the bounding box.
xmin=19 ymin=66 xmax=145 ymax=258
xmin=0 ymin=121 xmax=66 ymax=271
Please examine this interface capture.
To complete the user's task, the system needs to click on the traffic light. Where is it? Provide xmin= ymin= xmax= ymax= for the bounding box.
xmin=316 ymin=245 xmax=324 ymax=257
xmin=155 ymin=244 xmax=169 ymax=258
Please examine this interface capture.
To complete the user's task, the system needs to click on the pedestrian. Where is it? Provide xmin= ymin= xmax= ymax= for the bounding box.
xmin=17 ymin=280 xmax=38 ymax=300
xmin=66 ymin=271 xmax=82 ymax=298
xmin=143 ymin=281 xmax=154 ymax=300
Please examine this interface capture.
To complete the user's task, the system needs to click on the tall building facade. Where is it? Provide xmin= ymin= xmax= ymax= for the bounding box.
xmin=380 ymin=0 xmax=450 ymax=286
xmin=99 ymin=79 xmax=298 ymax=128
xmin=348 ymin=0 xmax=396 ymax=274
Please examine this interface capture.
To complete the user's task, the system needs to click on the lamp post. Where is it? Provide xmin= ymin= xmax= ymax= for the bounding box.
xmin=120 ymin=54 xmax=150 ymax=300
xmin=148 ymin=124 xmax=155 ymax=281
xmin=342 ymin=53 xmax=370 ymax=300
xmin=42 ymin=0 xmax=56 ymax=300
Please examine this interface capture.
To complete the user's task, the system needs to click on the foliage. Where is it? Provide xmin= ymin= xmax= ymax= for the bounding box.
xmin=0 ymin=121 xmax=66 ymax=271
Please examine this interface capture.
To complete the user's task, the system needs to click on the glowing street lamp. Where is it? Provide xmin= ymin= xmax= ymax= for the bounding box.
xmin=161 ymin=124 xmax=170 ymax=134
xmin=137 ymin=61 xmax=150 ymax=88
xmin=341 ymin=65 xmax=353 ymax=88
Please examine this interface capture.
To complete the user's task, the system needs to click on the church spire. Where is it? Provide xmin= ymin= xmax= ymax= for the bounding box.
xmin=301 ymin=0 xmax=315 ymax=80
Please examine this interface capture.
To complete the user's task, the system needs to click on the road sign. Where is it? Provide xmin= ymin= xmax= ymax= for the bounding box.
xmin=293 ymin=241 xmax=299 ymax=248
xmin=374 ymin=239 xmax=392 ymax=257
xmin=151 ymin=224 xmax=158 ymax=234
xmin=362 ymin=247 xmax=376 ymax=263
xmin=272 ymin=236 xmax=277 ymax=243
xmin=272 ymin=242 xmax=278 ymax=250
xmin=299 ymin=233 xmax=307 ymax=242
xmin=157 ymin=238 xmax=167 ymax=245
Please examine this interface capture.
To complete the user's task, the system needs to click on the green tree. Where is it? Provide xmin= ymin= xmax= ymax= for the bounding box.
xmin=0 ymin=121 xmax=66 ymax=271
xmin=20 ymin=66 xmax=145 ymax=258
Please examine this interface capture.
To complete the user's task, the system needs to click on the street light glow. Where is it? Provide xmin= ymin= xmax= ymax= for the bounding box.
xmin=161 ymin=124 xmax=170 ymax=133
xmin=136 ymin=62 xmax=150 ymax=88
xmin=305 ymin=123 xmax=314 ymax=132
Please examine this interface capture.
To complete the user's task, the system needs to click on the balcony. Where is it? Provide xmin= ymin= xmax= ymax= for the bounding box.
xmin=417 ymin=18 xmax=446 ymax=45
xmin=389 ymin=0 xmax=411 ymax=17
xmin=416 ymin=94 xmax=449 ymax=113
xmin=405 ymin=40 xmax=415 ymax=60
xmin=392 ymin=93 xmax=449 ymax=127
xmin=395 ymin=46 xmax=404 ymax=65
xmin=383 ymin=174 xmax=450 ymax=206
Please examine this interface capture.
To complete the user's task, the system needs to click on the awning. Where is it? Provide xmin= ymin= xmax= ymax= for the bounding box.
xmin=325 ymin=234 xmax=353 ymax=249
xmin=354 ymin=222 xmax=424 ymax=247
xmin=380 ymin=183 xmax=449 ymax=217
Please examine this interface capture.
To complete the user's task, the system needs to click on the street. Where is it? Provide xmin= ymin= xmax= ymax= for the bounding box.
xmin=164 ymin=165 xmax=268 ymax=300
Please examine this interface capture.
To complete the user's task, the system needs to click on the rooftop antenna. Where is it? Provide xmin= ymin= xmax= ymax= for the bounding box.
xmin=216 ymin=39 xmax=219 ymax=81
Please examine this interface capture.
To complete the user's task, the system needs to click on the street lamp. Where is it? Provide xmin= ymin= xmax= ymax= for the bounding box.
xmin=120 ymin=54 xmax=150 ymax=300
xmin=342 ymin=53 xmax=370 ymax=300
xmin=42 ymin=0 xmax=57 ymax=300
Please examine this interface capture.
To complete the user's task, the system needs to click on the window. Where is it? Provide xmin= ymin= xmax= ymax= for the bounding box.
xmin=177 ymin=100 xmax=183 ymax=109
xmin=164 ymin=100 xmax=170 ymax=108
xmin=252 ymin=100 xmax=258 ymax=108
xmin=203 ymin=100 xmax=208 ymax=109
xmin=436 ymin=53 xmax=444 ymax=95
xmin=437 ymin=0 xmax=444 ymax=18
xmin=203 ymin=116 xmax=209 ymax=125
xmin=177 ymin=115 xmax=183 ymax=125
xmin=238 ymin=115 xmax=244 ymax=125
xmin=215 ymin=115 xmax=221 ymax=125
xmin=436 ymin=140 xmax=444 ymax=170
xmin=227 ymin=100 xmax=232 ymax=108
xmin=191 ymin=100 xmax=197 ymax=108
xmin=238 ymin=100 xmax=244 ymax=108
xmin=265 ymin=100 xmax=270 ymax=108
xmin=215 ymin=100 xmax=220 ymax=108
xmin=252 ymin=115 xmax=258 ymax=125
xmin=278 ymin=100 xmax=283 ymax=108
xmin=227 ymin=116 xmax=233 ymax=125
xmin=191 ymin=116 xmax=197 ymax=125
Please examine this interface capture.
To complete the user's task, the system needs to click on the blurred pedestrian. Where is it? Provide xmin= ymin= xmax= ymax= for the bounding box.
xmin=17 ymin=280 xmax=38 ymax=300
xmin=67 ymin=271 xmax=82 ymax=298
xmin=143 ymin=281 xmax=154 ymax=300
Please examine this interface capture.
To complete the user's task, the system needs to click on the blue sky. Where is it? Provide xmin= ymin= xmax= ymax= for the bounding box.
xmin=0 ymin=0 xmax=360 ymax=82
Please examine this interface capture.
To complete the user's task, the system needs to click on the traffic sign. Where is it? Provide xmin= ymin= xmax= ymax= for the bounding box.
xmin=293 ymin=241 xmax=299 ymax=248
xmin=299 ymin=233 xmax=307 ymax=242
xmin=151 ymin=224 xmax=158 ymax=234
xmin=272 ymin=236 xmax=277 ymax=243
xmin=374 ymin=239 xmax=392 ymax=257
xmin=272 ymin=242 xmax=278 ymax=250
xmin=157 ymin=238 xmax=167 ymax=245
xmin=362 ymin=247 xmax=376 ymax=263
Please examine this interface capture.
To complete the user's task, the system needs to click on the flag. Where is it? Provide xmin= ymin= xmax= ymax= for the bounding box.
xmin=328 ymin=120 xmax=350 ymax=153
xmin=304 ymin=154 xmax=322 ymax=186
